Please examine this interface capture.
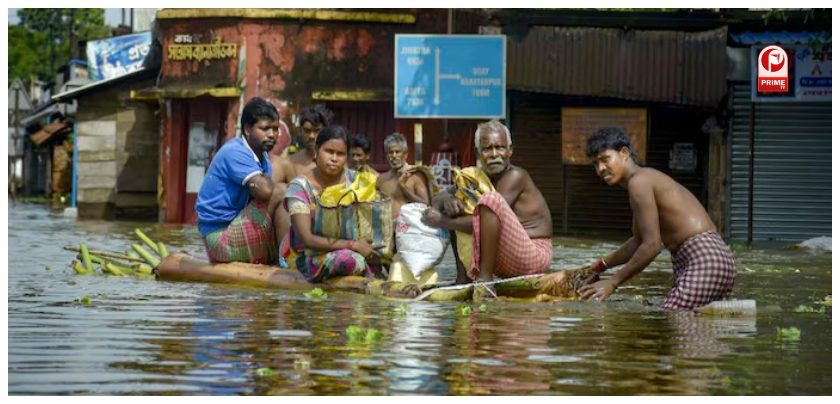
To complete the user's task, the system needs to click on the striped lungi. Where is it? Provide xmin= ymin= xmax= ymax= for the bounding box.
xmin=664 ymin=230 xmax=736 ymax=310
xmin=469 ymin=192 xmax=552 ymax=280
xmin=204 ymin=200 xmax=278 ymax=265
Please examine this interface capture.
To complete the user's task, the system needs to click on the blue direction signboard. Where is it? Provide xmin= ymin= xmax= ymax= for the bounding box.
xmin=395 ymin=35 xmax=506 ymax=118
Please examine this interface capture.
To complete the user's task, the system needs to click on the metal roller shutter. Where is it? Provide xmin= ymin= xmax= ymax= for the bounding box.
xmin=511 ymin=92 xmax=708 ymax=235
xmin=728 ymin=83 xmax=832 ymax=243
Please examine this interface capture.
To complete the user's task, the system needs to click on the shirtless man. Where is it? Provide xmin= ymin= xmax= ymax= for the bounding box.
xmin=577 ymin=127 xmax=735 ymax=310
xmin=348 ymin=134 xmax=377 ymax=174
xmin=422 ymin=120 xmax=553 ymax=285
xmin=271 ymin=104 xmax=333 ymax=184
xmin=269 ymin=104 xmax=333 ymax=250
xmin=376 ymin=133 xmax=431 ymax=214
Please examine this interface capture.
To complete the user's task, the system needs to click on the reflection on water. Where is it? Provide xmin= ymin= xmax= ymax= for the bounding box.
xmin=7 ymin=203 xmax=832 ymax=395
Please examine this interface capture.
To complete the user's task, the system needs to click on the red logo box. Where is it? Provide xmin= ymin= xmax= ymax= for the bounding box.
xmin=757 ymin=45 xmax=789 ymax=93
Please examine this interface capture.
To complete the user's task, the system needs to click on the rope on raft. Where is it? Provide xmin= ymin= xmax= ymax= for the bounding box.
xmin=413 ymin=273 xmax=545 ymax=301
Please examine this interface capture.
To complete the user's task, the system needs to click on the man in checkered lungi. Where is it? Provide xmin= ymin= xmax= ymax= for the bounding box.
xmin=576 ymin=128 xmax=736 ymax=310
xmin=195 ymin=97 xmax=287 ymax=265
xmin=422 ymin=120 xmax=553 ymax=290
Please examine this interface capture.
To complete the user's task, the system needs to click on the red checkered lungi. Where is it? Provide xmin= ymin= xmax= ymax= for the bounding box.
xmin=204 ymin=200 xmax=278 ymax=265
xmin=470 ymin=191 xmax=552 ymax=279
xmin=664 ymin=230 xmax=736 ymax=310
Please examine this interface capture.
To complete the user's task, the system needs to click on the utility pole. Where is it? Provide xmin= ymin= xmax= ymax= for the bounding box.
xmin=49 ymin=18 xmax=55 ymax=77
xmin=443 ymin=9 xmax=454 ymax=142
xmin=14 ymin=86 xmax=20 ymax=169
xmin=69 ymin=9 xmax=77 ymax=59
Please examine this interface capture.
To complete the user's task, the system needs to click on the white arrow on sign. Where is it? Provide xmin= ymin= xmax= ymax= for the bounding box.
xmin=434 ymin=47 xmax=461 ymax=105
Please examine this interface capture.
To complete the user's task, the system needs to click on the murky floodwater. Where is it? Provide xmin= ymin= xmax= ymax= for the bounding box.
xmin=8 ymin=203 xmax=831 ymax=395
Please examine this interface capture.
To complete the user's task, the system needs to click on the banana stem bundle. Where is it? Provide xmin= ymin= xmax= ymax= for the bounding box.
xmin=66 ymin=228 xmax=169 ymax=276
xmin=132 ymin=244 xmax=161 ymax=268
xmin=135 ymin=229 xmax=161 ymax=255
xmin=79 ymin=243 xmax=95 ymax=274
xmin=64 ymin=246 xmax=146 ymax=263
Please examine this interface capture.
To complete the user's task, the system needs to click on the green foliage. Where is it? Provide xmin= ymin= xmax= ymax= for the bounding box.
xmin=10 ymin=9 xmax=111 ymax=86
xmin=345 ymin=325 xmax=363 ymax=340
xmin=76 ymin=295 xmax=91 ymax=305
xmin=254 ymin=367 xmax=274 ymax=377
xmin=794 ymin=305 xmax=825 ymax=313
xmin=304 ymin=288 xmax=328 ymax=299
xmin=393 ymin=303 xmax=409 ymax=316
xmin=457 ymin=304 xmax=489 ymax=316
xmin=345 ymin=325 xmax=383 ymax=344
xmin=364 ymin=328 xmax=383 ymax=343
xmin=776 ymin=326 xmax=802 ymax=342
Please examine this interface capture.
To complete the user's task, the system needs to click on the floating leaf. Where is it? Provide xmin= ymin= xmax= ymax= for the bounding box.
xmin=365 ymin=328 xmax=383 ymax=343
xmin=394 ymin=303 xmax=409 ymax=316
xmin=45 ymin=266 xmax=52 ymax=271
xmin=304 ymin=288 xmax=328 ymax=299
xmin=255 ymin=367 xmax=274 ymax=377
xmin=345 ymin=325 xmax=364 ymax=341
xmin=457 ymin=305 xmax=472 ymax=316
xmin=794 ymin=305 xmax=824 ymax=313
xmin=776 ymin=326 xmax=801 ymax=342
xmin=79 ymin=296 xmax=91 ymax=305
xmin=478 ymin=304 xmax=487 ymax=313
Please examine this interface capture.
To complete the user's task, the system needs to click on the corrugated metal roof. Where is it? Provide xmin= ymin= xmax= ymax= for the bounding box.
xmin=508 ymin=26 xmax=728 ymax=107
xmin=52 ymin=68 xmax=152 ymax=102
xmin=20 ymin=102 xmax=60 ymax=126
xmin=729 ymin=31 xmax=828 ymax=45
xmin=29 ymin=121 xmax=71 ymax=146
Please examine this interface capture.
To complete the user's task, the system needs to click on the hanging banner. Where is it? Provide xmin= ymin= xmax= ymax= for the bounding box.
xmin=795 ymin=44 xmax=832 ymax=101
xmin=86 ymin=32 xmax=152 ymax=81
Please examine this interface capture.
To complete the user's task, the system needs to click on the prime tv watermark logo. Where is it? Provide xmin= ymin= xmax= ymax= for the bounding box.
xmin=757 ymin=45 xmax=789 ymax=93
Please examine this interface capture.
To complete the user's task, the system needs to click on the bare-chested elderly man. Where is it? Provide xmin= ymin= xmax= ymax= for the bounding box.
xmin=422 ymin=120 xmax=553 ymax=286
xmin=376 ymin=132 xmax=432 ymax=215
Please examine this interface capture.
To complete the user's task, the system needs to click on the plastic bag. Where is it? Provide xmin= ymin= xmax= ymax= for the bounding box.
xmin=319 ymin=171 xmax=378 ymax=207
xmin=395 ymin=203 xmax=450 ymax=276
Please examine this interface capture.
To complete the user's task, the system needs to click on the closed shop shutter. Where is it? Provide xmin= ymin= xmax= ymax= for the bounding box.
xmin=509 ymin=94 xmax=567 ymax=234
xmin=728 ymin=83 xmax=832 ymax=243
xmin=511 ymin=92 xmax=709 ymax=235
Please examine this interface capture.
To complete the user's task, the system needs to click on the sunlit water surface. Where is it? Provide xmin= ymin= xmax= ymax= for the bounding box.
xmin=8 ymin=203 xmax=831 ymax=395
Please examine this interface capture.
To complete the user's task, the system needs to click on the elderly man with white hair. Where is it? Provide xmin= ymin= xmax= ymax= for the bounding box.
xmin=423 ymin=120 xmax=553 ymax=291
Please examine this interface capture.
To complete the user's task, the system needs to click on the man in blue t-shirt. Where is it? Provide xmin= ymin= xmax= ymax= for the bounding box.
xmin=195 ymin=97 xmax=285 ymax=265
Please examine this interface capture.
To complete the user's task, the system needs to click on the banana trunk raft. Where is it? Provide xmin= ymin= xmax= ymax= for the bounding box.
xmin=64 ymin=229 xmax=593 ymax=303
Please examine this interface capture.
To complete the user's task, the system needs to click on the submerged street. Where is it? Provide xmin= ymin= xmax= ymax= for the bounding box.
xmin=7 ymin=203 xmax=832 ymax=395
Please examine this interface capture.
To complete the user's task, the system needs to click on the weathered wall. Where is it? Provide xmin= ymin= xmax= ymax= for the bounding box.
xmin=157 ymin=9 xmax=485 ymax=139
xmin=76 ymin=78 xmax=158 ymax=219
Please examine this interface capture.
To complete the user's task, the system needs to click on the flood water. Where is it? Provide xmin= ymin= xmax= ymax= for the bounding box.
xmin=8 ymin=203 xmax=832 ymax=395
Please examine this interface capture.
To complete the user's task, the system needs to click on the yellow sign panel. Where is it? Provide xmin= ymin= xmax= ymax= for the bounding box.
xmin=561 ymin=108 xmax=647 ymax=165
xmin=168 ymin=37 xmax=238 ymax=62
